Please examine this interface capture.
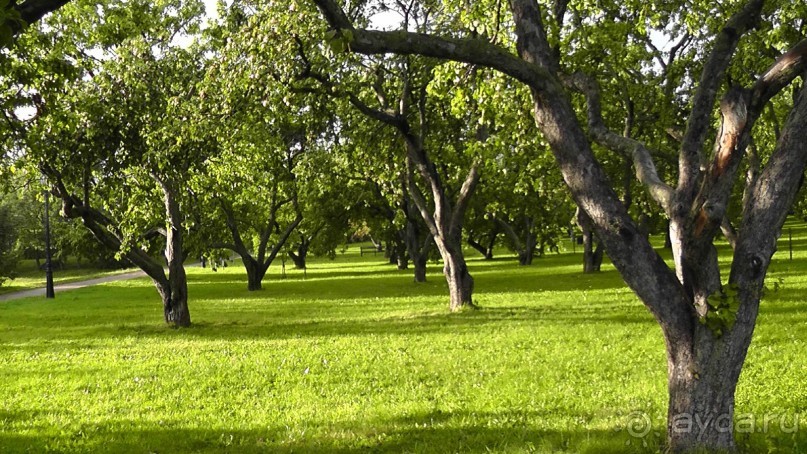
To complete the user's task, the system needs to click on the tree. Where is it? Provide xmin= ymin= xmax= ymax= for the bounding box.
xmin=228 ymin=2 xmax=485 ymax=306
xmin=330 ymin=57 xmax=484 ymax=310
xmin=311 ymin=0 xmax=807 ymax=450
xmin=198 ymin=7 xmax=344 ymax=290
xmin=19 ymin=0 xmax=207 ymax=327
xmin=337 ymin=119 xmax=433 ymax=279
xmin=194 ymin=123 xmax=307 ymax=291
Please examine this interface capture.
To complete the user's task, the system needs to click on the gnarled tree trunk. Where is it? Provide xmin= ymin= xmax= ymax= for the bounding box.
xmin=155 ymin=175 xmax=190 ymax=327
xmin=436 ymin=239 xmax=474 ymax=310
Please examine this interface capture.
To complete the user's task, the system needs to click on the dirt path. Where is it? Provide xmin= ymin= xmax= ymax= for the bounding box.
xmin=0 ymin=269 xmax=151 ymax=302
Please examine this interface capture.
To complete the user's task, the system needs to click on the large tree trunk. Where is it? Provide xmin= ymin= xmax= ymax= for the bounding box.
xmin=243 ymin=257 xmax=268 ymax=291
xmin=158 ymin=176 xmax=191 ymax=327
xmin=444 ymin=251 xmax=474 ymax=311
xmin=666 ymin=333 xmax=745 ymax=452
xmin=155 ymin=277 xmax=190 ymax=327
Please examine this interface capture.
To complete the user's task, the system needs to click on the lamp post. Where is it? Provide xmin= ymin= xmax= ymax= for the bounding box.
xmin=44 ymin=188 xmax=54 ymax=298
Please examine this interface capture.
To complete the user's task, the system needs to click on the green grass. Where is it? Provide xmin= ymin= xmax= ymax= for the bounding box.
xmin=0 ymin=226 xmax=805 ymax=453
xmin=0 ymin=260 xmax=137 ymax=295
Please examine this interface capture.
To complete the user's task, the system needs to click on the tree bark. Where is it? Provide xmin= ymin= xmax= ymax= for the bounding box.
xmin=243 ymin=257 xmax=268 ymax=291
xmin=666 ymin=329 xmax=744 ymax=452
xmin=438 ymin=240 xmax=474 ymax=311
xmin=154 ymin=175 xmax=190 ymax=327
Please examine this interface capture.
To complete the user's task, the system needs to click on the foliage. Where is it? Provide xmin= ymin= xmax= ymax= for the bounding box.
xmin=0 ymin=194 xmax=21 ymax=285
xmin=702 ymin=285 xmax=741 ymax=337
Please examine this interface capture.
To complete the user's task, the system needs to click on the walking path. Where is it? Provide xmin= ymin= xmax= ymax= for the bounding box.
xmin=0 ymin=269 xmax=150 ymax=302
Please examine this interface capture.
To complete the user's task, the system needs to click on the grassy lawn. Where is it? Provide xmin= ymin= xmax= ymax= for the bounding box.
xmin=0 ymin=225 xmax=805 ymax=453
xmin=0 ymin=260 xmax=137 ymax=296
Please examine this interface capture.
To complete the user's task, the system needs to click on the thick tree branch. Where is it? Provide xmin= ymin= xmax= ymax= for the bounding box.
xmin=266 ymin=209 xmax=304 ymax=268
xmin=508 ymin=0 xmax=557 ymax=73
xmin=449 ymin=162 xmax=481 ymax=237
xmin=406 ymin=167 xmax=439 ymax=236
xmin=689 ymin=37 xmax=807 ymax=244
xmin=565 ymin=73 xmax=674 ymax=213
xmin=677 ymin=0 xmax=764 ymax=200
xmin=9 ymin=0 xmax=71 ymax=34
xmin=217 ymin=198 xmax=250 ymax=257
xmin=731 ymin=83 xmax=807 ymax=289
xmin=312 ymin=0 xmax=555 ymax=91
xmin=750 ymin=37 xmax=807 ymax=115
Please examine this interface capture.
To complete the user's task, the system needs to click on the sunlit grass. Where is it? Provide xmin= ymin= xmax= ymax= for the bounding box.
xmin=0 ymin=227 xmax=805 ymax=453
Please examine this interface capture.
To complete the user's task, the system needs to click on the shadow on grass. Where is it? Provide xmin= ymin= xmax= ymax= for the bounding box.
xmin=2 ymin=408 xmax=802 ymax=453
xmin=0 ymin=304 xmax=655 ymax=351
xmin=0 ymin=409 xmax=660 ymax=454
xmin=183 ymin=266 xmax=629 ymax=304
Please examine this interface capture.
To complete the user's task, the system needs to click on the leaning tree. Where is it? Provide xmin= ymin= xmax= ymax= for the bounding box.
xmin=19 ymin=0 xmax=208 ymax=327
xmin=310 ymin=0 xmax=807 ymax=451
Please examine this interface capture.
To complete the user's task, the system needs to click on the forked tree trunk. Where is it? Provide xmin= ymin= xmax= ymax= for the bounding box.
xmin=244 ymin=258 xmax=268 ymax=291
xmin=50 ymin=170 xmax=192 ymax=327
xmin=156 ymin=277 xmax=190 ymax=327
xmin=289 ymin=248 xmax=307 ymax=269
xmin=218 ymin=197 xmax=303 ymax=292
xmin=444 ymin=253 xmax=474 ymax=311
